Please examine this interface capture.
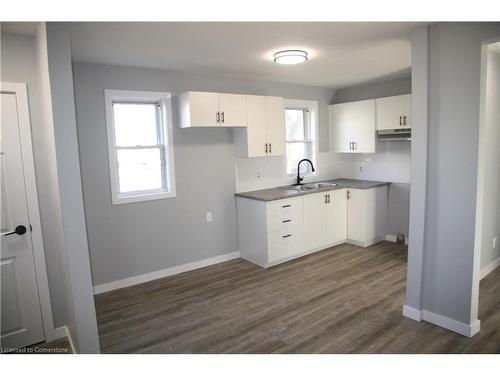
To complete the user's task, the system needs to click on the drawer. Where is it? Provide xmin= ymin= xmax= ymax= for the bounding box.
xmin=268 ymin=227 xmax=304 ymax=263
xmin=267 ymin=211 xmax=303 ymax=232
xmin=266 ymin=196 xmax=303 ymax=217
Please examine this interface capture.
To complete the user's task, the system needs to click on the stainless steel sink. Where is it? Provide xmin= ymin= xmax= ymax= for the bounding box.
xmin=280 ymin=182 xmax=337 ymax=192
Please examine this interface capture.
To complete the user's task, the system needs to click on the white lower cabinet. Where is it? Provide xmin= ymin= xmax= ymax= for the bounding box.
xmin=236 ymin=185 xmax=387 ymax=268
xmin=346 ymin=185 xmax=388 ymax=247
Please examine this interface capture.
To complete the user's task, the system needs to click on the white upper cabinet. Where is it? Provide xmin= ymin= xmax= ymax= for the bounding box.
xmin=178 ymin=91 xmax=247 ymax=128
xmin=330 ymin=99 xmax=376 ymax=153
xmin=234 ymin=95 xmax=285 ymax=157
xmin=375 ymin=94 xmax=412 ymax=130
xmin=243 ymin=95 xmax=267 ymax=157
xmin=219 ymin=93 xmax=247 ymax=127
xmin=265 ymin=96 xmax=285 ymax=156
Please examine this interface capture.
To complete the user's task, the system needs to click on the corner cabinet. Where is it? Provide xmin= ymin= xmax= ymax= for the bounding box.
xmin=236 ymin=186 xmax=386 ymax=268
xmin=375 ymin=94 xmax=412 ymax=130
xmin=346 ymin=185 xmax=388 ymax=247
xmin=178 ymin=91 xmax=247 ymax=127
xmin=233 ymin=95 xmax=285 ymax=157
xmin=330 ymin=99 xmax=376 ymax=153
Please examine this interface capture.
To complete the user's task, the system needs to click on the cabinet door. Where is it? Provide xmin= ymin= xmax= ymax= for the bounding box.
xmin=347 ymin=189 xmax=366 ymax=243
xmin=303 ymin=192 xmax=327 ymax=251
xmin=187 ymin=91 xmax=219 ymax=127
xmin=265 ymin=96 xmax=285 ymax=156
xmin=219 ymin=93 xmax=247 ymax=127
xmin=400 ymin=94 xmax=411 ymax=128
xmin=330 ymin=103 xmax=354 ymax=153
xmin=351 ymin=100 xmax=376 ymax=153
xmin=376 ymin=95 xmax=403 ymax=130
xmin=330 ymin=100 xmax=375 ymax=153
xmin=325 ymin=189 xmax=347 ymax=245
xmin=245 ymin=95 xmax=267 ymax=157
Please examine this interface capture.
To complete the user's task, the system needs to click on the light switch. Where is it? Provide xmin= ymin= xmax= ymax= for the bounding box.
xmin=206 ymin=212 xmax=213 ymax=223
xmin=493 ymin=236 xmax=498 ymax=249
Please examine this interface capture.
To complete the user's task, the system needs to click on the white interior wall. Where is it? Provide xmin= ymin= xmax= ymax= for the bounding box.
xmin=477 ymin=46 xmax=500 ymax=274
xmin=1 ymin=31 xmax=67 ymax=329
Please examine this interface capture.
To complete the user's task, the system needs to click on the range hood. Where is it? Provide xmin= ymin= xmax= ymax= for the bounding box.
xmin=377 ymin=128 xmax=411 ymax=141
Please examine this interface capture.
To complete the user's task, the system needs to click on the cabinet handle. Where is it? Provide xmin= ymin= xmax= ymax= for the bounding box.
xmin=353 ymin=142 xmax=356 ymax=150
xmin=403 ymin=116 xmax=407 ymax=126
xmin=221 ymin=111 xmax=225 ymax=123
xmin=399 ymin=116 xmax=402 ymax=126
xmin=216 ymin=111 xmax=220 ymax=124
xmin=327 ymin=194 xmax=331 ymax=204
xmin=282 ymin=234 xmax=292 ymax=238
xmin=265 ymin=143 xmax=268 ymax=153
xmin=347 ymin=191 xmax=351 ymax=200
xmin=282 ymin=204 xmax=291 ymax=208
xmin=269 ymin=142 xmax=272 ymax=153
xmin=349 ymin=141 xmax=352 ymax=150
xmin=282 ymin=219 xmax=292 ymax=223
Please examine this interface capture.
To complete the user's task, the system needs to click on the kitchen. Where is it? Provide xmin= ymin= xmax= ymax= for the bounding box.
xmin=1 ymin=20 xmax=499 ymax=359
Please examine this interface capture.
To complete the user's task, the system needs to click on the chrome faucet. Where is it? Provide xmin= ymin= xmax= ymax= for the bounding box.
xmin=293 ymin=159 xmax=315 ymax=186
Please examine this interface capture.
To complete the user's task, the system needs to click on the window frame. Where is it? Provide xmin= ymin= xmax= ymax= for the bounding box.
xmin=283 ymin=99 xmax=319 ymax=178
xmin=104 ymin=89 xmax=176 ymax=205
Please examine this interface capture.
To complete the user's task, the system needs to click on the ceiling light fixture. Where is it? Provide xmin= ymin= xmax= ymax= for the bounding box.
xmin=273 ymin=50 xmax=308 ymax=65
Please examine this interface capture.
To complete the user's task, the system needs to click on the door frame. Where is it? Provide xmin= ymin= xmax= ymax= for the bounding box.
xmin=1 ymin=82 xmax=61 ymax=342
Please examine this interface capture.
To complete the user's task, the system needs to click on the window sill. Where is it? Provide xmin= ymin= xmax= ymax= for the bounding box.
xmin=112 ymin=190 xmax=176 ymax=205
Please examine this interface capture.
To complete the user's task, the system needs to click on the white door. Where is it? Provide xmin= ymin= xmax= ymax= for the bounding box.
xmin=330 ymin=103 xmax=354 ymax=153
xmin=400 ymin=94 xmax=412 ymax=128
xmin=1 ymin=92 xmax=45 ymax=349
xmin=350 ymin=100 xmax=376 ymax=153
xmin=245 ymin=95 xmax=267 ymax=157
xmin=303 ymin=192 xmax=327 ymax=251
xmin=376 ymin=95 xmax=403 ymax=130
xmin=188 ymin=91 xmax=220 ymax=126
xmin=265 ymin=96 xmax=285 ymax=156
xmin=325 ymin=189 xmax=348 ymax=245
xmin=219 ymin=93 xmax=246 ymax=127
xmin=347 ymin=189 xmax=366 ymax=243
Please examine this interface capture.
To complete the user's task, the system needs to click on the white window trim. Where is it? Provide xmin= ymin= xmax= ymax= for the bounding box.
xmin=283 ymin=99 xmax=319 ymax=179
xmin=104 ymin=89 xmax=176 ymax=205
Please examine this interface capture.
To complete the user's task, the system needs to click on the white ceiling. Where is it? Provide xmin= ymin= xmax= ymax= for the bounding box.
xmin=69 ymin=22 xmax=424 ymax=89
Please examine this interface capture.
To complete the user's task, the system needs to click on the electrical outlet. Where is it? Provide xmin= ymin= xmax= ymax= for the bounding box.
xmin=493 ymin=236 xmax=498 ymax=249
xmin=206 ymin=212 xmax=212 ymax=223
xmin=256 ymin=172 xmax=261 ymax=179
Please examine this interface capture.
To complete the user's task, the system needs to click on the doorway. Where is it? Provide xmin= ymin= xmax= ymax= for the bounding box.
xmin=1 ymin=82 xmax=55 ymax=350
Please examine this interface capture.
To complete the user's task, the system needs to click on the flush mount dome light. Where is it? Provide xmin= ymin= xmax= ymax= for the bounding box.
xmin=273 ymin=50 xmax=308 ymax=65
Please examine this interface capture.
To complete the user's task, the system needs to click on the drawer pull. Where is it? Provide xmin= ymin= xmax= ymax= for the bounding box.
xmin=282 ymin=204 xmax=292 ymax=208
xmin=283 ymin=234 xmax=292 ymax=238
xmin=282 ymin=219 xmax=292 ymax=223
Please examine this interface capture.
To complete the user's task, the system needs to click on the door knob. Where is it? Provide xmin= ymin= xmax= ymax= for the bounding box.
xmin=1 ymin=225 xmax=27 ymax=237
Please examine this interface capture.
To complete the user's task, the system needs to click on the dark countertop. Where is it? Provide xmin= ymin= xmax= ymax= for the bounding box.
xmin=235 ymin=178 xmax=390 ymax=202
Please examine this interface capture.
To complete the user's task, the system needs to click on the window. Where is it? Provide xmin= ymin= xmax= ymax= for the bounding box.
xmin=284 ymin=99 xmax=318 ymax=176
xmin=105 ymin=90 xmax=176 ymax=204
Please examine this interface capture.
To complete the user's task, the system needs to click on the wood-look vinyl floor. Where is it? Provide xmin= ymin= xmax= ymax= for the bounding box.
xmin=94 ymin=241 xmax=500 ymax=353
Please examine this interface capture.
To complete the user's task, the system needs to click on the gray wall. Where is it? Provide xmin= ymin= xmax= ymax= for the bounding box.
xmin=1 ymin=32 xmax=66 ymax=328
xmin=44 ymin=23 xmax=100 ymax=353
xmin=479 ymin=48 xmax=500 ymax=270
xmin=416 ymin=23 xmax=500 ymax=325
xmin=332 ymin=76 xmax=411 ymax=104
xmin=72 ymin=62 xmax=334 ymax=286
xmin=331 ymin=77 xmax=412 ymax=238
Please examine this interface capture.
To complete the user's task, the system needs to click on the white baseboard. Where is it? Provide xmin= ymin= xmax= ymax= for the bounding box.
xmin=385 ymin=234 xmax=409 ymax=245
xmin=93 ymin=251 xmax=241 ymax=294
xmin=402 ymin=304 xmax=422 ymax=321
xmin=45 ymin=325 xmax=67 ymax=342
xmin=402 ymin=305 xmax=480 ymax=337
xmin=65 ymin=326 xmax=76 ymax=353
xmin=480 ymin=257 xmax=500 ymax=279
